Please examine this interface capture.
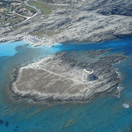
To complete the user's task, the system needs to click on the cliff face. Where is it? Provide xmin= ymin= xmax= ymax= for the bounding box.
xmin=0 ymin=0 xmax=132 ymax=43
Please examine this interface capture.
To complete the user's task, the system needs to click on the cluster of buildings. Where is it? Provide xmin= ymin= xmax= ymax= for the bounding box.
xmin=24 ymin=35 xmax=43 ymax=46
xmin=10 ymin=2 xmax=34 ymax=17
xmin=0 ymin=0 xmax=35 ymax=28
xmin=17 ymin=7 xmax=34 ymax=16
xmin=24 ymin=35 xmax=56 ymax=47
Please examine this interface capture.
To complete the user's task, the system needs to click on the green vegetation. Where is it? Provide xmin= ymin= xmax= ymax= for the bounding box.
xmin=20 ymin=2 xmax=37 ymax=14
xmin=7 ymin=15 xmax=26 ymax=25
xmin=0 ymin=20 xmax=3 ymax=27
xmin=0 ymin=0 xmax=67 ymax=28
xmin=0 ymin=0 xmax=37 ymax=27
xmin=15 ymin=2 xmax=37 ymax=17
xmin=28 ymin=1 xmax=52 ymax=14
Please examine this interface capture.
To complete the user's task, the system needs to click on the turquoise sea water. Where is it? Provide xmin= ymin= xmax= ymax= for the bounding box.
xmin=0 ymin=37 xmax=132 ymax=132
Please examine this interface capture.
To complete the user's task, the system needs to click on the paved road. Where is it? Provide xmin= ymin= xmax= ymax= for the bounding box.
xmin=1 ymin=0 xmax=41 ymax=30
xmin=13 ymin=11 xmax=28 ymax=19
xmin=11 ymin=0 xmax=41 ymax=28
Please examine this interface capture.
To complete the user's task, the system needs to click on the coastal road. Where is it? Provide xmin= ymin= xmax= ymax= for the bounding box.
xmin=3 ymin=0 xmax=41 ymax=29
xmin=11 ymin=0 xmax=41 ymax=28
xmin=13 ymin=11 xmax=29 ymax=19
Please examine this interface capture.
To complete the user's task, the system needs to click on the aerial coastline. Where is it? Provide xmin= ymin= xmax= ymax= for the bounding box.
xmin=0 ymin=0 xmax=132 ymax=103
xmin=0 ymin=0 xmax=132 ymax=44
xmin=1 ymin=0 xmax=132 ymax=131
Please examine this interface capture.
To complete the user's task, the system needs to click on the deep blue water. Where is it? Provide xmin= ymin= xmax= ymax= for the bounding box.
xmin=0 ymin=38 xmax=132 ymax=132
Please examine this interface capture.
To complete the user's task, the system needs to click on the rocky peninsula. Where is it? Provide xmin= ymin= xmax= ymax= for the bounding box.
xmin=11 ymin=50 xmax=127 ymax=102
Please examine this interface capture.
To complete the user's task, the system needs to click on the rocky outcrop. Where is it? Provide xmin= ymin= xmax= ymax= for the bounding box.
xmin=11 ymin=50 xmax=127 ymax=103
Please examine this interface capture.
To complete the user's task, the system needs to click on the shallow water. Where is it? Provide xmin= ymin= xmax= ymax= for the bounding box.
xmin=0 ymin=38 xmax=132 ymax=131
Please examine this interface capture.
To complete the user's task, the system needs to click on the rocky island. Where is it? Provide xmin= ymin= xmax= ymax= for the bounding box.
xmin=11 ymin=50 xmax=127 ymax=102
